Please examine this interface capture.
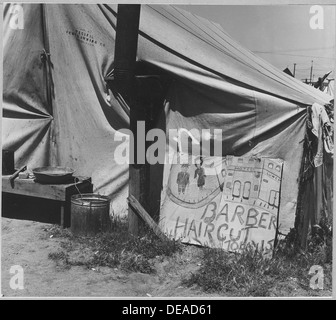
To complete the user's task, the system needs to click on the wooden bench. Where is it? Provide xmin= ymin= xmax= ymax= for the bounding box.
xmin=2 ymin=175 xmax=93 ymax=227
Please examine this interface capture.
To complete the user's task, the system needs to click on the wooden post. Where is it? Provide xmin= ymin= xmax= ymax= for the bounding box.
xmin=113 ymin=5 xmax=141 ymax=101
xmin=113 ymin=5 xmax=144 ymax=236
xmin=111 ymin=6 xmax=165 ymax=236
xmin=129 ymin=104 xmax=148 ymax=236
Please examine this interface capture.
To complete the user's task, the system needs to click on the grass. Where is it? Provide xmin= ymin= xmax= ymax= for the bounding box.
xmin=46 ymin=216 xmax=181 ymax=274
xmin=181 ymin=221 xmax=333 ymax=297
xmin=46 ymin=216 xmax=332 ymax=297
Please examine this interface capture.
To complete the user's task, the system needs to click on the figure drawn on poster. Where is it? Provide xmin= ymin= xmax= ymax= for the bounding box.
xmin=194 ymin=156 xmax=206 ymax=190
xmin=176 ymin=164 xmax=190 ymax=194
xmin=166 ymin=156 xmax=222 ymax=208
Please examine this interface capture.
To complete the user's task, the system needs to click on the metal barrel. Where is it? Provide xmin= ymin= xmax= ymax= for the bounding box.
xmin=70 ymin=193 xmax=111 ymax=236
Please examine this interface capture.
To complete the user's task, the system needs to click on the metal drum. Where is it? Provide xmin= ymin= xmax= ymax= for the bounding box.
xmin=70 ymin=193 xmax=111 ymax=236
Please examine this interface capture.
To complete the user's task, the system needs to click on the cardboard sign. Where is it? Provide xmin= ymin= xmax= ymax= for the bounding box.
xmin=160 ymin=156 xmax=283 ymax=255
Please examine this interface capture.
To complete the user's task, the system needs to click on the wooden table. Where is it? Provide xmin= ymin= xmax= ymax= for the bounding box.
xmin=2 ymin=175 xmax=93 ymax=227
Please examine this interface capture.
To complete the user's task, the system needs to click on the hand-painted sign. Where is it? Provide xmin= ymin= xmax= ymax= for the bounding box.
xmin=160 ymin=156 xmax=283 ymax=255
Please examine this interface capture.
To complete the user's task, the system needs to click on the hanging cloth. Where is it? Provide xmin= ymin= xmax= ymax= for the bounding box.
xmin=311 ymin=103 xmax=333 ymax=167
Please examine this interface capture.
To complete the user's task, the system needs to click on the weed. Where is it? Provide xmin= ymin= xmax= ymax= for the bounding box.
xmin=48 ymin=250 xmax=71 ymax=270
xmin=48 ymin=250 xmax=69 ymax=262
xmin=46 ymin=216 xmax=332 ymax=296
xmin=45 ymin=225 xmax=73 ymax=239
xmin=182 ymin=227 xmax=332 ymax=297
xmin=47 ymin=216 xmax=181 ymax=274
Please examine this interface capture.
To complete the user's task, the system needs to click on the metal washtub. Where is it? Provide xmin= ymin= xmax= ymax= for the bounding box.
xmin=32 ymin=166 xmax=75 ymax=184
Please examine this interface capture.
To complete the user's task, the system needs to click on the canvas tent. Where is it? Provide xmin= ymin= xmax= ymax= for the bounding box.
xmin=2 ymin=4 xmax=333 ymax=246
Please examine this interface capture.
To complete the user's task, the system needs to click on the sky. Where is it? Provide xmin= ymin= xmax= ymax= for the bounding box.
xmin=178 ymin=5 xmax=335 ymax=82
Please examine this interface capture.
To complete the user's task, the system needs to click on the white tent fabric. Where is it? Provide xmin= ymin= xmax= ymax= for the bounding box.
xmin=2 ymin=4 xmax=332 ymax=232
xmin=323 ymin=79 xmax=334 ymax=98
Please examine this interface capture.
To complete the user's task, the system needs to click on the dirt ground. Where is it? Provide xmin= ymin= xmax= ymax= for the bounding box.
xmin=1 ymin=217 xmax=332 ymax=298
xmin=1 ymin=217 xmax=217 ymax=298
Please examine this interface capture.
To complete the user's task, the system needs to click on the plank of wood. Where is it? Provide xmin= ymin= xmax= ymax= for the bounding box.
xmin=128 ymin=195 xmax=167 ymax=242
xmin=2 ymin=176 xmax=92 ymax=202
xmin=2 ymin=177 xmax=66 ymax=201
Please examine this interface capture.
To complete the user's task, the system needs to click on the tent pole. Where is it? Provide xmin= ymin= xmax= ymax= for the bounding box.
xmin=113 ymin=4 xmax=144 ymax=236
xmin=41 ymin=4 xmax=52 ymax=116
xmin=310 ymin=60 xmax=313 ymax=84
xmin=293 ymin=63 xmax=296 ymax=78
xmin=41 ymin=3 xmax=58 ymax=166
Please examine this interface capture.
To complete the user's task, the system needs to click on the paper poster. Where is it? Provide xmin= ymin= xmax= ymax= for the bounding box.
xmin=160 ymin=156 xmax=283 ymax=255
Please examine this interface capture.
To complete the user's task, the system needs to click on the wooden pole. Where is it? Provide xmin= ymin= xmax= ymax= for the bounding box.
xmin=113 ymin=5 xmax=140 ymax=100
xmin=112 ymin=5 xmax=165 ymax=236
xmin=114 ymin=5 xmax=146 ymax=236
xmin=293 ymin=63 xmax=296 ymax=78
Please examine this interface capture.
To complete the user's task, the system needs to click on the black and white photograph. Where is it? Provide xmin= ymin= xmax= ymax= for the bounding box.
xmin=1 ymin=1 xmax=334 ymax=301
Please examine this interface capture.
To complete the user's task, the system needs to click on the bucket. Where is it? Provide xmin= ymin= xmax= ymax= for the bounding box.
xmin=70 ymin=193 xmax=111 ymax=236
